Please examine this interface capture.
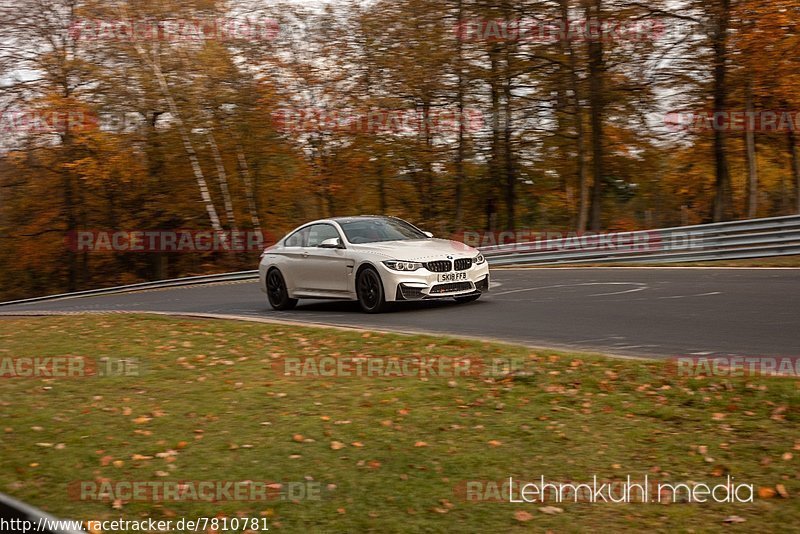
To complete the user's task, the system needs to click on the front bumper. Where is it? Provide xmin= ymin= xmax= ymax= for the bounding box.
xmin=381 ymin=262 xmax=490 ymax=302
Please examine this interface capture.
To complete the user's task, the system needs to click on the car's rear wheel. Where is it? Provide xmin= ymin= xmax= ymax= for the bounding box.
xmin=266 ymin=269 xmax=298 ymax=311
xmin=455 ymin=294 xmax=481 ymax=304
xmin=357 ymin=267 xmax=387 ymax=313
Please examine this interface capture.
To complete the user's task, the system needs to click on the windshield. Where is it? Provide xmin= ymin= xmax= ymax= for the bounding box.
xmin=339 ymin=218 xmax=427 ymax=244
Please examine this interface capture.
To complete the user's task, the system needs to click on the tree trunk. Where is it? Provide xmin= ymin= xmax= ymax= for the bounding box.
xmin=788 ymin=126 xmax=800 ymax=214
xmin=63 ymin=164 xmax=77 ymax=292
xmin=563 ymin=0 xmax=589 ymax=232
xmin=420 ymin=100 xmax=435 ymax=222
xmin=586 ymin=0 xmax=606 ymax=232
xmin=711 ymin=0 xmax=732 ymax=222
xmin=502 ymin=47 xmax=515 ymax=232
xmin=454 ymin=0 xmax=466 ymax=231
xmin=376 ymin=155 xmax=387 ymax=214
xmin=127 ymin=36 xmax=226 ymax=241
xmin=235 ymin=144 xmax=262 ymax=232
xmin=488 ymin=45 xmax=503 ymax=231
xmin=207 ymin=131 xmax=237 ymax=231
xmin=744 ymin=81 xmax=758 ymax=218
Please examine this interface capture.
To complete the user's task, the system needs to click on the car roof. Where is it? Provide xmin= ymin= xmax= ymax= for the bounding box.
xmin=292 ymin=215 xmax=408 ymax=231
xmin=329 ymin=215 xmax=394 ymax=224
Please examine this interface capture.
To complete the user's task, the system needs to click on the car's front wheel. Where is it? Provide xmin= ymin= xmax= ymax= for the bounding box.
xmin=356 ymin=267 xmax=387 ymax=313
xmin=266 ymin=269 xmax=298 ymax=311
xmin=455 ymin=294 xmax=481 ymax=304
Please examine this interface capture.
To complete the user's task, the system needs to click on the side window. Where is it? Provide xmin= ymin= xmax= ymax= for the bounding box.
xmin=306 ymin=224 xmax=341 ymax=247
xmin=285 ymin=227 xmax=308 ymax=247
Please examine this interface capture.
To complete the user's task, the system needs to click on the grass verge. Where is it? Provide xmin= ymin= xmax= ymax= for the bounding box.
xmin=0 ymin=315 xmax=797 ymax=532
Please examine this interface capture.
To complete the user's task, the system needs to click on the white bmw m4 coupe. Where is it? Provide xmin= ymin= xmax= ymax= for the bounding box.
xmin=259 ymin=216 xmax=490 ymax=313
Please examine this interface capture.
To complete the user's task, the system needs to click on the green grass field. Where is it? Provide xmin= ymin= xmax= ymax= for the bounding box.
xmin=0 ymin=315 xmax=797 ymax=532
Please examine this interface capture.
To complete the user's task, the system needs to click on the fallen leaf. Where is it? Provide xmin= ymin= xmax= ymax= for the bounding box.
xmin=330 ymin=441 xmax=346 ymax=450
xmin=723 ymin=516 xmax=746 ymax=524
xmin=414 ymin=441 xmax=428 ymax=447
xmin=710 ymin=465 xmax=729 ymax=477
xmin=758 ymin=487 xmax=776 ymax=499
xmin=539 ymin=506 xmax=563 ymax=515
xmin=776 ymin=484 xmax=789 ymax=498
xmin=488 ymin=440 xmax=502 ymax=447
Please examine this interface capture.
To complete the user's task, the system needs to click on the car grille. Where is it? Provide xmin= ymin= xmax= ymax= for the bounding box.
xmin=426 ymin=260 xmax=452 ymax=273
xmin=454 ymin=258 xmax=473 ymax=271
xmin=429 ymin=282 xmax=473 ymax=294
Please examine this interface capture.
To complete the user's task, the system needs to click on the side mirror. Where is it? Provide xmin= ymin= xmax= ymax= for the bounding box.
xmin=422 ymin=231 xmax=434 ymax=238
xmin=319 ymin=237 xmax=343 ymax=249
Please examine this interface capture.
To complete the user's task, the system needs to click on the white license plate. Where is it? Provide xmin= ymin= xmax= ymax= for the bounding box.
xmin=437 ymin=272 xmax=468 ymax=283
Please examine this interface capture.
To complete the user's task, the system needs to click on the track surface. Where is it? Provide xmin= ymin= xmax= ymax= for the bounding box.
xmin=2 ymin=269 xmax=798 ymax=359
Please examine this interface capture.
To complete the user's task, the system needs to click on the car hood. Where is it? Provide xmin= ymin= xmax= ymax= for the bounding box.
xmin=350 ymin=239 xmax=478 ymax=262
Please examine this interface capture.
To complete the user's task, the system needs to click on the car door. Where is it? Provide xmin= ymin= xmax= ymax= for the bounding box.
xmin=300 ymin=224 xmax=353 ymax=294
xmin=279 ymin=226 xmax=312 ymax=292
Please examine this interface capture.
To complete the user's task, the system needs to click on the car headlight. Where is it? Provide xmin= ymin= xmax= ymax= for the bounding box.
xmin=383 ymin=260 xmax=424 ymax=272
xmin=474 ymin=253 xmax=485 ymax=265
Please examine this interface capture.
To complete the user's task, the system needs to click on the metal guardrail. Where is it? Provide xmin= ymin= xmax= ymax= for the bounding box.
xmin=0 ymin=270 xmax=258 ymax=307
xmin=482 ymin=214 xmax=800 ymax=266
xmin=1 ymin=215 xmax=798 ymax=306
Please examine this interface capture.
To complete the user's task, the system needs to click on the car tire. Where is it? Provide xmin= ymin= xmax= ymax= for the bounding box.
xmin=454 ymin=294 xmax=481 ymax=304
xmin=266 ymin=269 xmax=298 ymax=311
xmin=356 ymin=267 xmax=387 ymax=313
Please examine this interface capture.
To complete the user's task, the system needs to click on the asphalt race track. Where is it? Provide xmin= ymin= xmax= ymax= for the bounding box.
xmin=1 ymin=268 xmax=798 ymax=359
